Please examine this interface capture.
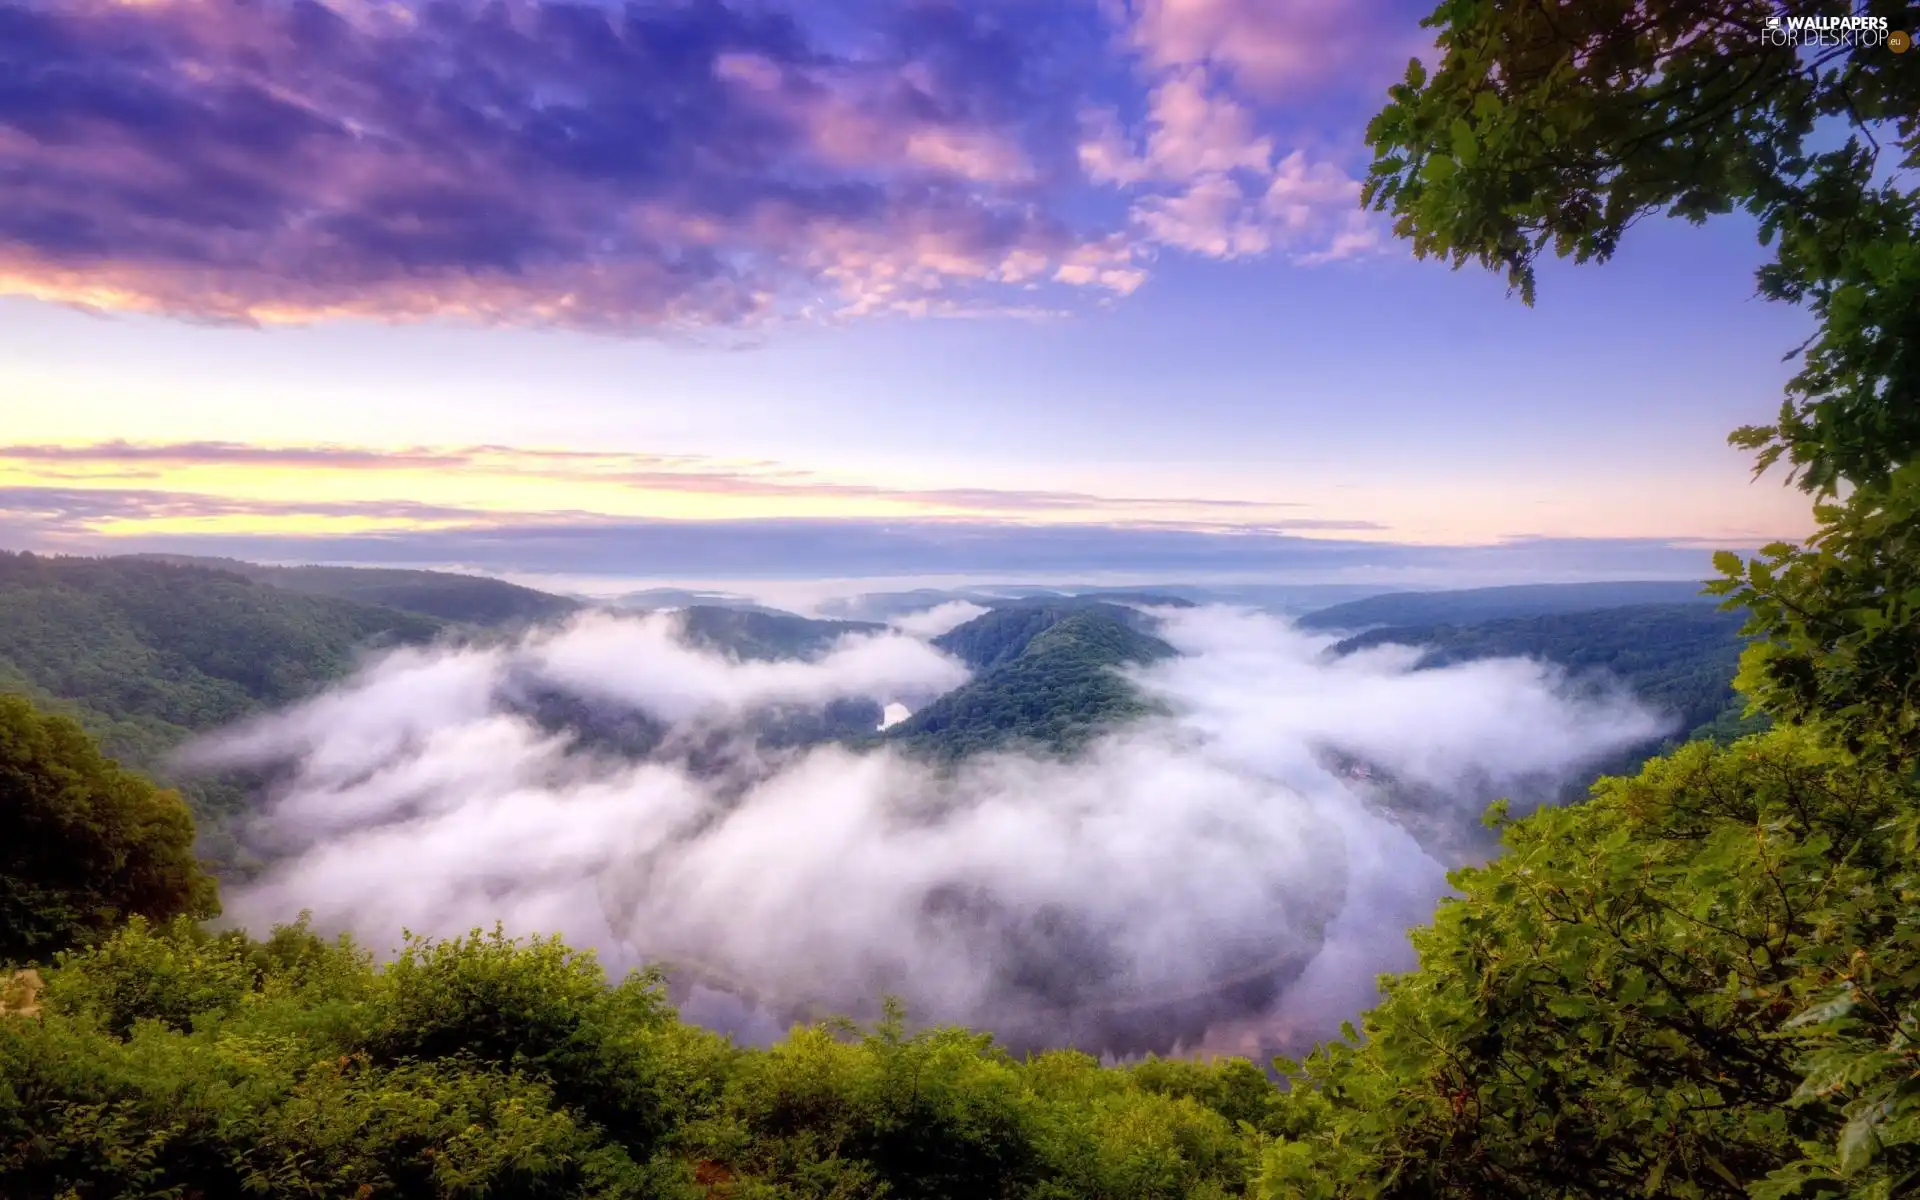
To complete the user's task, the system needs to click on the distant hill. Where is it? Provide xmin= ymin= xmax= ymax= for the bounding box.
xmin=1333 ymin=602 xmax=1763 ymax=750
xmin=131 ymin=554 xmax=579 ymax=626
xmin=1055 ymin=591 xmax=1196 ymax=609
xmin=1326 ymin=602 xmax=1762 ymax=861
xmin=675 ymin=606 xmax=887 ymax=662
xmin=0 ymin=552 xmax=449 ymax=863
xmin=889 ymin=604 xmax=1176 ymax=757
xmin=817 ymin=588 xmax=1196 ymax=623
xmin=606 ymin=587 xmax=772 ymax=613
xmin=813 ymin=589 xmax=979 ymax=622
xmin=1298 ymin=580 xmax=1717 ymax=631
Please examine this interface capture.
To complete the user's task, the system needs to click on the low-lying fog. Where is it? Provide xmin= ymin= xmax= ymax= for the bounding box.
xmin=189 ymin=604 xmax=1667 ymax=1057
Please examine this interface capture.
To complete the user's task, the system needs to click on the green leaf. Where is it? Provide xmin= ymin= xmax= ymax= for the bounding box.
xmin=1838 ymin=1102 xmax=1887 ymax=1176
xmin=1786 ymin=989 xmax=1858 ymax=1029
xmin=1450 ymin=117 xmax=1478 ymax=167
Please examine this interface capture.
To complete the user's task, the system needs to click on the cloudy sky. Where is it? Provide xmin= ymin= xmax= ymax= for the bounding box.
xmin=0 ymin=0 xmax=1815 ymax=582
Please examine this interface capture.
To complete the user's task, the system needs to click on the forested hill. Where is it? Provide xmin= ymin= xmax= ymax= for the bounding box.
xmin=1333 ymin=602 xmax=1761 ymax=746
xmin=889 ymin=604 xmax=1176 ymax=757
xmin=131 ymin=554 xmax=580 ymax=625
xmin=0 ymin=552 xmax=449 ymax=850
xmin=930 ymin=600 xmax=1166 ymax=671
xmin=1298 ymin=580 xmax=1717 ymax=631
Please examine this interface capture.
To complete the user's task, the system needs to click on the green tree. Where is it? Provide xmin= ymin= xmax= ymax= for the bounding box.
xmin=1362 ymin=0 xmax=1920 ymax=764
xmin=0 ymin=694 xmax=218 ymax=965
xmin=1256 ymin=4 xmax=1920 ymax=1195
xmin=1260 ymin=730 xmax=1917 ymax=1199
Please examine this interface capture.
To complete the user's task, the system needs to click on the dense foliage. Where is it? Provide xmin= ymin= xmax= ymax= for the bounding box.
xmin=1334 ymin=603 xmax=1761 ymax=746
xmin=1299 ymin=582 xmax=1717 ymax=632
xmin=1249 ymin=1 xmax=1920 ymax=1195
xmin=1261 ymin=728 xmax=1920 ymax=1199
xmin=0 ymin=695 xmax=217 ymax=966
xmin=0 ymin=918 xmax=1280 ymax=1200
xmin=890 ymin=606 xmax=1176 ymax=757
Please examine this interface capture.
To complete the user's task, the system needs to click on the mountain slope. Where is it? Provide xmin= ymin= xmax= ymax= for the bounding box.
xmin=132 ymin=554 xmax=579 ymax=625
xmin=1299 ymin=580 xmax=1717 ymax=631
xmin=929 ymin=601 xmax=1165 ymax=671
xmin=891 ymin=605 xmax=1176 ymax=757
xmin=0 ymin=552 xmax=448 ymax=854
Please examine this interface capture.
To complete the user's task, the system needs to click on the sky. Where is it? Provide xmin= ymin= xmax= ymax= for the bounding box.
xmin=0 ymin=0 xmax=1820 ymax=586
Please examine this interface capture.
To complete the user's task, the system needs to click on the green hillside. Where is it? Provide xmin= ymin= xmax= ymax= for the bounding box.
xmin=0 ymin=552 xmax=448 ymax=859
xmin=929 ymin=601 xmax=1163 ymax=670
xmin=889 ymin=605 xmax=1176 ymax=757
xmin=1299 ymin=580 xmax=1717 ymax=631
xmin=132 ymin=554 xmax=580 ymax=625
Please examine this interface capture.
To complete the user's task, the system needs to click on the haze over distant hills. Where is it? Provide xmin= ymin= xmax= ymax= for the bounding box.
xmin=0 ymin=553 xmax=1749 ymax=780
xmin=1297 ymin=580 xmax=1717 ymax=631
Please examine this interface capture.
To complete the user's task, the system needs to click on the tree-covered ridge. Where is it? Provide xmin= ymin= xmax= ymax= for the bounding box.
xmin=0 ymin=552 xmax=447 ymax=859
xmin=929 ymin=601 xmax=1167 ymax=672
xmin=1299 ymin=581 xmax=1717 ymax=632
xmin=1332 ymin=603 xmax=1760 ymax=745
xmin=890 ymin=606 xmax=1177 ymax=758
xmin=0 ymin=551 xmax=443 ymax=753
xmin=132 ymin=554 xmax=582 ymax=626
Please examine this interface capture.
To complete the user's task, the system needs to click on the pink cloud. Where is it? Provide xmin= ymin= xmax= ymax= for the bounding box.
xmin=1122 ymin=0 xmax=1399 ymax=97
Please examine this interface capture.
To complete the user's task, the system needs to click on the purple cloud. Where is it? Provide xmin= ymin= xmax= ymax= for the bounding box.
xmin=0 ymin=0 xmax=1400 ymax=328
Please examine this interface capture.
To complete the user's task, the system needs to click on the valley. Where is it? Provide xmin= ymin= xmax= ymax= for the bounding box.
xmin=0 ymin=549 xmax=1755 ymax=1057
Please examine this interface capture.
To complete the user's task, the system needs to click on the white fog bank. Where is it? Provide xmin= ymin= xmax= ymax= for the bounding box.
xmin=190 ymin=605 xmax=1669 ymax=1054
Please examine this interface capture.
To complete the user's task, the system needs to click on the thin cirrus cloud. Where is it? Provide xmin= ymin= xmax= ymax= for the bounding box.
xmin=0 ymin=439 xmax=1321 ymax=520
xmin=0 ymin=484 xmax=1379 ymax=541
xmin=0 ymin=448 xmax=1739 ymax=582
xmin=0 ymin=0 xmax=1412 ymax=331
